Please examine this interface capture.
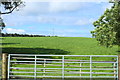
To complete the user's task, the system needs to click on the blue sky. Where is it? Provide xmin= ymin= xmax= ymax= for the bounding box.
xmin=2 ymin=0 xmax=113 ymax=37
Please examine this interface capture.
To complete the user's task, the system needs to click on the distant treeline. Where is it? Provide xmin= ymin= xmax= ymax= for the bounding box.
xmin=0 ymin=33 xmax=57 ymax=37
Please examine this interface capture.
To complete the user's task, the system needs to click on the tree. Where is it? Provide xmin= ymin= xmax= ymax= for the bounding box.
xmin=91 ymin=1 xmax=120 ymax=49
xmin=0 ymin=0 xmax=25 ymax=31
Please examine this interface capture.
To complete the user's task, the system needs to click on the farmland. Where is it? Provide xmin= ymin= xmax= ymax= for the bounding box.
xmin=1 ymin=37 xmax=118 ymax=55
xmin=1 ymin=37 xmax=118 ymax=78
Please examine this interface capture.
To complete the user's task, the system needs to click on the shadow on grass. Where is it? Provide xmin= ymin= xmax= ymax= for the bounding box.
xmin=1 ymin=43 xmax=20 ymax=45
xmin=2 ymin=47 xmax=70 ymax=55
xmin=116 ymin=47 xmax=120 ymax=55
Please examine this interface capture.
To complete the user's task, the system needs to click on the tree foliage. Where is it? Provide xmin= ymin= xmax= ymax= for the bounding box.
xmin=0 ymin=0 xmax=24 ymax=31
xmin=0 ymin=33 xmax=52 ymax=37
xmin=91 ymin=2 xmax=120 ymax=47
xmin=0 ymin=0 xmax=24 ymax=14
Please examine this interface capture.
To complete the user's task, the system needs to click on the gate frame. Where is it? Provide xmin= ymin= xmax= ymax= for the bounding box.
xmin=1 ymin=53 xmax=120 ymax=79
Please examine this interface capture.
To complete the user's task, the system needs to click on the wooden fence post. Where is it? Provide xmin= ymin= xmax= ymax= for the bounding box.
xmin=2 ymin=53 xmax=8 ymax=80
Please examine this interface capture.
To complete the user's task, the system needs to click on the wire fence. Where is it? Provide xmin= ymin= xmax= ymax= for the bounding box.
xmin=8 ymin=54 xmax=118 ymax=79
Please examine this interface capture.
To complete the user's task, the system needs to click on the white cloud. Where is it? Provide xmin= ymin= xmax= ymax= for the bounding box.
xmin=4 ymin=12 xmax=95 ymax=27
xmin=53 ymin=29 xmax=78 ymax=33
xmin=23 ymin=0 xmax=108 ymax=2
xmin=75 ymin=18 xmax=95 ymax=25
xmin=18 ymin=2 xmax=84 ymax=15
xmin=38 ymin=16 xmax=56 ymax=23
xmin=37 ymin=16 xmax=64 ymax=25
xmin=3 ymin=14 xmax=37 ymax=27
xmin=49 ymin=2 xmax=82 ymax=13
xmin=4 ymin=2 xmax=103 ymax=27
xmin=51 ymin=28 xmax=89 ymax=34
xmin=102 ymin=3 xmax=113 ymax=10
xmin=5 ymin=28 xmax=25 ymax=34
xmin=37 ymin=16 xmax=95 ymax=26
xmin=19 ymin=2 xmax=49 ymax=15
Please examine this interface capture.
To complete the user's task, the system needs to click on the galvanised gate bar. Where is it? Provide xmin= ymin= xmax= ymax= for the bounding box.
xmin=8 ymin=54 xmax=118 ymax=79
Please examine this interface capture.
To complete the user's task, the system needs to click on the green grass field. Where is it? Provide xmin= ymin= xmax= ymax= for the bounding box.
xmin=1 ymin=37 xmax=118 ymax=78
xmin=1 ymin=37 xmax=118 ymax=55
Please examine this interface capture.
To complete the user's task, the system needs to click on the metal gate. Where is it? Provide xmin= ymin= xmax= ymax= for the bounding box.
xmin=8 ymin=54 xmax=118 ymax=79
